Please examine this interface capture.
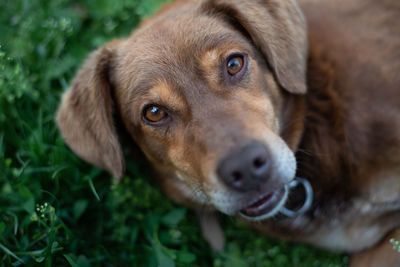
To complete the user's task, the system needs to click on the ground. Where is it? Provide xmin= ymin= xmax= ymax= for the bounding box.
xmin=0 ymin=0 xmax=347 ymax=265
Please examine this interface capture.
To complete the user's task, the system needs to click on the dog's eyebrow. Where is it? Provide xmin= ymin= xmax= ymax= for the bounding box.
xmin=126 ymin=77 xmax=186 ymax=111
xmin=126 ymin=78 xmax=159 ymax=105
xmin=194 ymin=32 xmax=251 ymax=55
xmin=124 ymin=30 xmax=252 ymax=106
xmin=148 ymin=80 xmax=187 ymax=110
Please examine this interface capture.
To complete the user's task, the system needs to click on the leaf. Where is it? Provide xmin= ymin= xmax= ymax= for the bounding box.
xmin=137 ymin=0 xmax=171 ymax=17
xmin=142 ymin=214 xmax=161 ymax=242
xmin=130 ymin=225 xmax=139 ymax=248
xmin=159 ymin=230 xmax=181 ymax=246
xmin=22 ymin=198 xmax=35 ymax=214
xmin=34 ymin=256 xmax=45 ymax=263
xmin=177 ymin=251 xmax=196 ymax=264
xmin=161 ymin=208 xmax=186 ymax=228
xmin=154 ymin=242 xmax=175 ymax=267
xmin=18 ymin=185 xmax=33 ymax=198
xmin=76 ymin=255 xmax=91 ymax=267
xmin=1 ymin=182 xmax=12 ymax=194
xmin=72 ymin=199 xmax=88 ymax=220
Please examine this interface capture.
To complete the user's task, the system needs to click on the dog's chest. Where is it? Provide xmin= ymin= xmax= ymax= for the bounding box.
xmin=305 ymin=208 xmax=400 ymax=252
xmin=261 ymin=167 xmax=400 ymax=252
xmin=365 ymin=167 xmax=400 ymax=204
xmin=309 ymin=201 xmax=400 ymax=252
xmin=310 ymin=168 xmax=400 ymax=251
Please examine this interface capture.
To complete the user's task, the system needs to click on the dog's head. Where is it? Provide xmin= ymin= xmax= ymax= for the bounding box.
xmin=57 ymin=0 xmax=307 ymax=221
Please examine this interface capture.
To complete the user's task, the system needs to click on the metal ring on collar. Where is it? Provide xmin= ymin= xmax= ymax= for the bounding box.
xmin=280 ymin=177 xmax=313 ymax=217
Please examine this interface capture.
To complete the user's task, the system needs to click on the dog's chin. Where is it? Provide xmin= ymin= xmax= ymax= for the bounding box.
xmin=238 ymin=185 xmax=288 ymax=221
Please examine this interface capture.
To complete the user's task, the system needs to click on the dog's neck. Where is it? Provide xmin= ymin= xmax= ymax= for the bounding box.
xmin=283 ymin=51 xmax=360 ymax=212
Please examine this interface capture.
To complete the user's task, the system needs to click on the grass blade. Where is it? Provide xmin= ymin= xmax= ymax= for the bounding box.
xmin=88 ymin=178 xmax=100 ymax=201
xmin=64 ymin=254 xmax=79 ymax=267
xmin=0 ymin=242 xmax=25 ymax=264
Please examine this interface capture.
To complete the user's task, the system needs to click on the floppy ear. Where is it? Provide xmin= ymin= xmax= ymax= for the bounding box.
xmin=202 ymin=0 xmax=308 ymax=94
xmin=56 ymin=43 xmax=125 ymax=179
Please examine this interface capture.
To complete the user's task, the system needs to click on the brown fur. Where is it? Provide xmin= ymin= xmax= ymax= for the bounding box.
xmin=56 ymin=0 xmax=400 ymax=265
xmin=350 ymin=229 xmax=400 ymax=267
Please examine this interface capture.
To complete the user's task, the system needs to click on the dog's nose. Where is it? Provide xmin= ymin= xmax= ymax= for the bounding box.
xmin=217 ymin=141 xmax=270 ymax=191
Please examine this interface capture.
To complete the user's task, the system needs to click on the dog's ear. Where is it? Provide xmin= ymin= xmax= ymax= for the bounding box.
xmin=56 ymin=42 xmax=125 ymax=179
xmin=202 ymin=0 xmax=307 ymax=94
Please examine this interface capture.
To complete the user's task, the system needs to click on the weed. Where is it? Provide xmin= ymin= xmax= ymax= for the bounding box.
xmin=390 ymin=237 xmax=400 ymax=253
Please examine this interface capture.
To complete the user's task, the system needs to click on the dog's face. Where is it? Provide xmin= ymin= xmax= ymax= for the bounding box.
xmin=57 ymin=0 xmax=307 ymax=221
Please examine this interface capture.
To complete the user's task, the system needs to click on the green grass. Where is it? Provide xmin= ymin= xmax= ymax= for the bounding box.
xmin=0 ymin=0 xmax=348 ymax=266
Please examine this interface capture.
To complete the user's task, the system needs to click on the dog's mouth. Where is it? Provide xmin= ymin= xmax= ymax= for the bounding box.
xmin=238 ymin=177 xmax=313 ymax=221
xmin=239 ymin=186 xmax=288 ymax=221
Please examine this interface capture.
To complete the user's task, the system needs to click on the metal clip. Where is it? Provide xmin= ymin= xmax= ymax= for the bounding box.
xmin=280 ymin=177 xmax=313 ymax=217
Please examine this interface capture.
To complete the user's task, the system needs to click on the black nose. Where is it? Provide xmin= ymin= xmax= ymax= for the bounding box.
xmin=217 ymin=141 xmax=270 ymax=191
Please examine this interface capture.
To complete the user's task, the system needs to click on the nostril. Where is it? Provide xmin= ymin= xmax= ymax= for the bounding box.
xmin=217 ymin=141 xmax=271 ymax=191
xmin=253 ymin=156 xmax=266 ymax=169
xmin=232 ymin=171 xmax=243 ymax=183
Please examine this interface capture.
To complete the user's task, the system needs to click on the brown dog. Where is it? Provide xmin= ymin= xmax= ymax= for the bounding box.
xmin=56 ymin=0 xmax=400 ymax=265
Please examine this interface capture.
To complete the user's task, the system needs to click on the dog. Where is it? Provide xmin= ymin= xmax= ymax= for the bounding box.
xmin=56 ymin=0 xmax=400 ymax=265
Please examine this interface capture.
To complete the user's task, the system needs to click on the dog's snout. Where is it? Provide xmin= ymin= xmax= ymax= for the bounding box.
xmin=217 ymin=141 xmax=270 ymax=191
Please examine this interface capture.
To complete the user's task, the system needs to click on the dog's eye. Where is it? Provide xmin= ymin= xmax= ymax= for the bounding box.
xmin=143 ymin=105 xmax=168 ymax=124
xmin=227 ymin=55 xmax=244 ymax=75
